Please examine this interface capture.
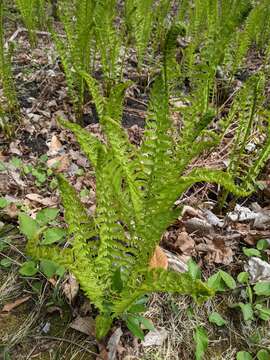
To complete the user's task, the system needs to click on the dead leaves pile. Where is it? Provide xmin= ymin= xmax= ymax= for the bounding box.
xmin=162 ymin=202 xmax=270 ymax=266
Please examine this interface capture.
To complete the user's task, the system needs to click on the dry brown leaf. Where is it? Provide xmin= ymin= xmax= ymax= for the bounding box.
xmin=70 ymin=316 xmax=95 ymax=336
xmin=149 ymin=246 xmax=168 ymax=270
xmin=142 ymin=328 xmax=168 ymax=347
xmin=47 ymin=155 xmax=70 ymax=172
xmin=2 ymin=295 xmax=31 ymax=312
xmin=184 ymin=217 xmax=213 ymax=235
xmin=48 ymin=135 xmax=62 ymax=155
xmin=5 ymin=203 xmax=19 ymax=219
xmin=205 ymin=236 xmax=234 ymax=265
xmin=9 ymin=170 xmax=25 ymax=187
xmin=175 ymin=231 xmax=195 ymax=254
xmin=9 ymin=140 xmax=22 ymax=155
xmin=62 ymin=274 xmax=79 ymax=303
xmin=25 ymin=193 xmax=57 ymax=206
xmin=107 ymin=327 xmax=123 ymax=360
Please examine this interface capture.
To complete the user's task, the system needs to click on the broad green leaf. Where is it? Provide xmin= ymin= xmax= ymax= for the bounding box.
xmin=193 ymin=326 xmax=208 ymax=360
xmin=237 ymin=351 xmax=253 ymax=360
xmin=208 ymin=312 xmax=227 ymax=326
xmin=111 ymin=268 xmax=123 ymax=292
xmin=19 ymin=260 xmax=38 ymax=276
xmin=126 ymin=315 xmax=145 ymax=340
xmin=255 ymin=304 xmax=270 ymax=321
xmin=0 ymin=258 xmax=12 ymax=268
xmin=19 ymin=213 xmax=40 ymax=240
xmin=207 ymin=272 xmax=226 ymax=291
xmin=0 ymin=198 xmax=8 ymax=208
xmin=257 ymin=349 xmax=270 ymax=360
xmin=246 ymin=285 xmax=253 ymax=303
xmin=254 ymin=282 xmax=270 ymax=296
xmin=10 ymin=157 xmax=22 ymax=168
xmin=36 ymin=208 xmax=59 ymax=225
xmin=95 ymin=314 xmax=113 ymax=340
xmin=257 ymin=239 xmax=270 ymax=251
xmin=219 ymin=270 xmax=236 ymax=289
xmin=32 ymin=169 xmax=47 ymax=183
xmin=243 ymin=247 xmax=261 ymax=257
xmin=237 ymin=272 xmax=249 ymax=284
xmin=188 ymin=259 xmax=201 ymax=280
xmin=138 ymin=316 xmax=155 ymax=331
xmin=128 ymin=304 xmax=147 ymax=313
xmin=39 ymin=154 xmax=48 ymax=162
xmin=55 ymin=265 xmax=65 ymax=277
xmin=40 ymin=259 xmax=58 ymax=278
xmin=238 ymin=303 xmax=254 ymax=321
xmin=41 ymin=228 xmax=66 ymax=245
xmin=208 ymin=270 xmax=236 ymax=291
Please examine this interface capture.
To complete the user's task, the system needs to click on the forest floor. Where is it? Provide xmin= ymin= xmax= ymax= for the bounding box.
xmin=1 ymin=7 xmax=270 ymax=360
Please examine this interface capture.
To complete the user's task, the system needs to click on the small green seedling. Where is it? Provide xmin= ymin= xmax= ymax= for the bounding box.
xmin=207 ymin=270 xmax=236 ymax=291
xmin=0 ymin=258 xmax=12 ymax=268
xmin=193 ymin=326 xmax=208 ymax=360
xmin=236 ymin=351 xmax=252 ymax=360
xmin=0 ymin=198 xmax=9 ymax=208
xmin=243 ymin=247 xmax=261 ymax=258
xmin=208 ymin=312 xmax=227 ymax=326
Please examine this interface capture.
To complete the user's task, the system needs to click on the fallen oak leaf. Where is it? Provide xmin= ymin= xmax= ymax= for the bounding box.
xmin=62 ymin=273 xmax=79 ymax=303
xmin=47 ymin=135 xmax=62 ymax=156
xmin=70 ymin=316 xmax=95 ymax=336
xmin=2 ymin=295 xmax=31 ymax=312
xmin=149 ymin=246 xmax=168 ymax=270
xmin=47 ymin=155 xmax=70 ymax=173
xmin=25 ymin=193 xmax=58 ymax=206
xmin=175 ymin=231 xmax=195 ymax=254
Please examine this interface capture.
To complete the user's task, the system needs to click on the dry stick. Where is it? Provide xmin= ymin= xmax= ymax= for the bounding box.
xmin=4 ymin=27 xmax=66 ymax=49
xmin=30 ymin=335 xmax=103 ymax=359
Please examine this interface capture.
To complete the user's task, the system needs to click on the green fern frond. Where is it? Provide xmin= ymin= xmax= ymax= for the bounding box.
xmin=78 ymin=70 xmax=105 ymax=119
xmin=0 ymin=2 xmax=18 ymax=115
xmin=58 ymin=118 xmax=104 ymax=168
xmin=57 ymin=174 xmax=106 ymax=310
xmin=113 ymin=269 xmax=214 ymax=316
xmin=15 ymin=0 xmax=38 ymax=45
xmin=94 ymin=0 xmax=120 ymax=85
xmin=124 ymin=0 xmax=154 ymax=65
xmin=181 ymin=169 xmax=252 ymax=197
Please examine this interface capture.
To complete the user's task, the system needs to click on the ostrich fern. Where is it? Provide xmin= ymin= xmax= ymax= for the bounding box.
xmin=25 ymin=64 xmax=254 ymax=338
xmin=23 ymin=1 xmax=270 ymax=339
xmin=15 ymin=0 xmax=44 ymax=45
xmin=53 ymin=0 xmax=96 ymax=119
xmin=0 ymin=1 xmax=18 ymax=135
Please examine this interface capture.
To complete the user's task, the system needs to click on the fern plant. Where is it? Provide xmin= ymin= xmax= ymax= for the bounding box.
xmin=15 ymin=0 xmax=41 ymax=45
xmin=0 ymin=1 xmax=18 ymax=135
xmin=53 ymin=0 xmax=122 ymax=119
xmin=218 ymin=72 xmax=270 ymax=207
xmin=52 ymin=0 xmax=96 ymax=119
xmin=24 ymin=58 xmax=255 ymax=339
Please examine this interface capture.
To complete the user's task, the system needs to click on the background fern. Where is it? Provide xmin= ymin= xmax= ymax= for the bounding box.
xmin=0 ymin=1 xmax=18 ymax=136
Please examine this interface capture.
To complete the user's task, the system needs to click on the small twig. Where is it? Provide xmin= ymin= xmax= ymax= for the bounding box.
xmin=30 ymin=335 xmax=102 ymax=359
xmin=4 ymin=27 xmax=66 ymax=49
